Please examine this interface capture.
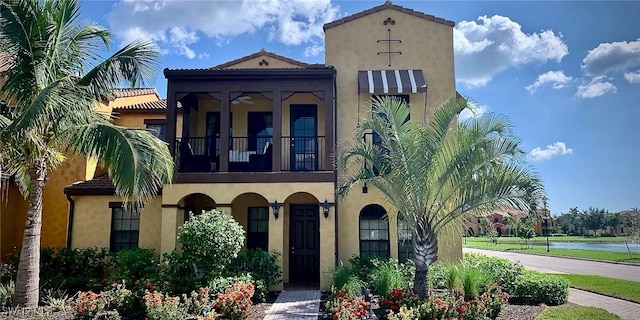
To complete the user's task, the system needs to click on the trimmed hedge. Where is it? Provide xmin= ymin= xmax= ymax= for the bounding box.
xmin=513 ymin=270 xmax=569 ymax=305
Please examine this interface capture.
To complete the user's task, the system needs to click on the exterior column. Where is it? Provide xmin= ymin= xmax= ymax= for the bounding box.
xmin=272 ymin=90 xmax=282 ymax=172
xmin=219 ymin=90 xmax=230 ymax=172
xmin=166 ymin=85 xmax=177 ymax=157
xmin=160 ymin=206 xmax=180 ymax=255
xmin=324 ymin=84 xmax=335 ymax=171
xmin=319 ymin=206 xmax=336 ymax=291
xmin=268 ymin=203 xmax=284 ymax=291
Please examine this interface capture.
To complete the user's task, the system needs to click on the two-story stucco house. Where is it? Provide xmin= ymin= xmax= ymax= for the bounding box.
xmin=64 ymin=1 xmax=462 ymax=290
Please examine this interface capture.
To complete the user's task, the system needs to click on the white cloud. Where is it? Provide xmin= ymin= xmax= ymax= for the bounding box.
xmin=454 ymin=15 xmax=568 ymax=87
xmin=576 ymin=76 xmax=617 ymax=98
xmin=582 ymin=39 xmax=640 ymax=76
xmin=458 ymin=102 xmax=488 ymax=122
xmin=525 ymin=70 xmax=572 ymax=93
xmin=624 ymin=70 xmax=640 ymax=83
xmin=528 ymin=142 xmax=573 ymax=162
xmin=303 ymin=44 xmax=324 ymax=57
xmin=108 ymin=0 xmax=340 ymax=59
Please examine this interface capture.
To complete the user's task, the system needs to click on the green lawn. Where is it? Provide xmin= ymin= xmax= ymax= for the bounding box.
xmin=535 ymin=306 xmax=621 ymax=320
xmin=464 ymin=237 xmax=640 ymax=264
xmin=552 ymin=274 xmax=640 ymax=303
xmin=472 ymin=235 xmax=633 ymax=243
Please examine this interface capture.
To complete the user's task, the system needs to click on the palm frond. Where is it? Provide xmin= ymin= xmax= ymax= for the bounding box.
xmin=61 ymin=123 xmax=174 ymax=206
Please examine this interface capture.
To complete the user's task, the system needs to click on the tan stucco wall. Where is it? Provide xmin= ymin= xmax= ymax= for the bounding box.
xmin=325 ymin=8 xmax=461 ymax=264
xmin=1 ymin=184 xmax=28 ymax=261
xmin=70 ymin=195 xmax=162 ymax=254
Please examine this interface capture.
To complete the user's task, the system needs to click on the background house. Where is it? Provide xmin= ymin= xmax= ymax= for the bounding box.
xmin=65 ymin=1 xmax=461 ymax=290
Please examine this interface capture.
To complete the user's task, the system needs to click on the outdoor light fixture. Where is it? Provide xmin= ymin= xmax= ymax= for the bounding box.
xmin=271 ymin=201 xmax=280 ymax=220
xmin=322 ymin=199 xmax=331 ymax=219
xmin=362 ymin=182 xmax=368 ymax=194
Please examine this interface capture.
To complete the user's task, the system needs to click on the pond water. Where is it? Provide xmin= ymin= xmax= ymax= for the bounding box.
xmin=533 ymin=241 xmax=640 ymax=252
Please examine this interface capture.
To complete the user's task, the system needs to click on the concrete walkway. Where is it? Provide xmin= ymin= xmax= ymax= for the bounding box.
xmin=263 ymin=290 xmax=321 ymax=320
xmin=569 ymin=288 xmax=640 ymax=320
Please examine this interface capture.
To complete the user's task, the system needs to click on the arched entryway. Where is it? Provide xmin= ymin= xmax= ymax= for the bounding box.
xmin=231 ymin=193 xmax=270 ymax=251
xmin=178 ymin=193 xmax=216 ymax=224
xmin=284 ymin=192 xmax=320 ymax=286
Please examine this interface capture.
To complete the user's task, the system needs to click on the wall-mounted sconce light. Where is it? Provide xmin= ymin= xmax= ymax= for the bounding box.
xmin=322 ymin=199 xmax=331 ymax=219
xmin=271 ymin=201 xmax=280 ymax=220
xmin=362 ymin=182 xmax=368 ymax=194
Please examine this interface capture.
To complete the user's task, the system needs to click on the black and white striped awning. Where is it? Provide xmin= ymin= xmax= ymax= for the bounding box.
xmin=358 ymin=70 xmax=427 ymax=94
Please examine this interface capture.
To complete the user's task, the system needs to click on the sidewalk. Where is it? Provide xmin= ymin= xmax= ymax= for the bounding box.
xmin=568 ymin=288 xmax=640 ymax=320
xmin=263 ymin=290 xmax=321 ymax=320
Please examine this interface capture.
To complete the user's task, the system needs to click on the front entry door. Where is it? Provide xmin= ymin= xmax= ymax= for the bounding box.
xmin=289 ymin=204 xmax=320 ymax=284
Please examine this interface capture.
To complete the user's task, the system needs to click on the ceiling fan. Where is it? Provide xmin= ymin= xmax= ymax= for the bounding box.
xmin=231 ymin=96 xmax=254 ymax=105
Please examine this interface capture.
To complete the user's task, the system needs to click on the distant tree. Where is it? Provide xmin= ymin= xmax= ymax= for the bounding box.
xmin=517 ymin=221 xmax=535 ymax=249
xmin=479 ymin=216 xmax=492 ymax=236
xmin=503 ymin=215 xmax=515 ymax=237
xmin=626 ymin=208 xmax=640 ymax=245
xmin=582 ymin=207 xmax=606 ymax=236
xmin=605 ymin=212 xmax=622 ymax=235
xmin=555 ymin=213 xmax=573 ymax=235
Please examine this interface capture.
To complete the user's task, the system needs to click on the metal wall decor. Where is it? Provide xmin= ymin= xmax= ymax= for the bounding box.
xmin=259 ymin=59 xmax=269 ymax=66
xmin=377 ymin=28 xmax=401 ymax=67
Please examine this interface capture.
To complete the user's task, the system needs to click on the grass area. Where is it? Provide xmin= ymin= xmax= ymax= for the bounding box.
xmin=535 ymin=305 xmax=621 ymax=320
xmin=552 ymin=274 xmax=640 ymax=303
xmin=464 ymin=237 xmax=640 ymax=264
xmin=475 ymin=235 xmax=633 ymax=243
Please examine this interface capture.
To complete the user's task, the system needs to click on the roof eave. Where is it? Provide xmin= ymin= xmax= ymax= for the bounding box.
xmin=164 ymin=67 xmax=336 ymax=80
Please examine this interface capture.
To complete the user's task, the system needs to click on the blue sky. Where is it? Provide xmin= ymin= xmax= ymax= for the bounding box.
xmin=79 ymin=0 xmax=640 ymax=215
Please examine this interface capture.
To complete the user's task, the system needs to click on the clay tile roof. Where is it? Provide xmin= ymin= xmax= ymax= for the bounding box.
xmin=64 ymin=174 xmax=116 ymax=195
xmin=113 ymin=99 xmax=167 ymax=111
xmin=211 ymin=49 xmax=312 ymax=69
xmin=110 ymin=88 xmax=160 ymax=100
xmin=323 ymin=0 xmax=455 ymax=30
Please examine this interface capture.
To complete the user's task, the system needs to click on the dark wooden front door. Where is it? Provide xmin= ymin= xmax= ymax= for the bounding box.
xmin=289 ymin=204 xmax=320 ymax=284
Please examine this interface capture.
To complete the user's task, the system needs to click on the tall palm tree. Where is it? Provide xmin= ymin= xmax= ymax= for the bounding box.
xmin=0 ymin=0 xmax=174 ymax=307
xmin=338 ymin=96 xmax=544 ymax=297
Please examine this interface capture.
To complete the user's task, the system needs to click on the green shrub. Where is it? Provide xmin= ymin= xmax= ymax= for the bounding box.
xmin=228 ymin=249 xmax=282 ymax=291
xmin=461 ymin=266 xmax=490 ymax=301
xmin=464 ymin=253 xmax=524 ymax=294
xmin=179 ymin=210 xmax=245 ymax=277
xmin=208 ymin=274 xmax=253 ymax=294
xmin=342 ymin=276 xmax=365 ymax=297
xmin=371 ymin=260 xmax=404 ymax=297
xmin=348 ymin=255 xmax=378 ymax=286
xmin=0 ymin=280 xmax=14 ymax=310
xmin=428 ymin=262 xmax=449 ymax=290
xmin=114 ymin=248 xmax=160 ymax=281
xmin=0 ymin=262 xmax=15 ymax=284
xmin=513 ymin=270 xmax=569 ymax=305
xmin=332 ymin=263 xmax=352 ymax=290
xmin=158 ymin=250 xmax=206 ymax=295
xmin=142 ymin=291 xmax=187 ymax=320
xmin=39 ymin=247 xmax=114 ymax=293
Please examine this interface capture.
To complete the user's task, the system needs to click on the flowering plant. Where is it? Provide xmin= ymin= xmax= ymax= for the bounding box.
xmin=143 ymin=290 xmax=187 ymax=320
xmin=379 ymin=287 xmax=420 ymax=312
xmin=213 ymin=281 xmax=254 ymax=320
xmin=71 ymin=291 xmax=108 ymax=320
xmin=326 ymin=290 xmax=370 ymax=320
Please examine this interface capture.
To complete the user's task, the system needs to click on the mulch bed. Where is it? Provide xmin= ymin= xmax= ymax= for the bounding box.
xmin=318 ymin=292 xmax=547 ymax=320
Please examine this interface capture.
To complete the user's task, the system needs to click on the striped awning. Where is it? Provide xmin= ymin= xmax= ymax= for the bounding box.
xmin=358 ymin=70 xmax=427 ymax=94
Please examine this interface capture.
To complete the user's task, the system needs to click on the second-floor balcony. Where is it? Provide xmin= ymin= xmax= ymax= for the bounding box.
xmin=176 ymin=136 xmax=328 ymax=173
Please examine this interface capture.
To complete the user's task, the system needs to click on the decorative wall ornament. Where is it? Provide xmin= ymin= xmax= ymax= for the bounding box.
xmin=259 ymin=59 xmax=269 ymax=66
xmin=377 ymin=29 xmax=402 ymax=67
xmin=383 ymin=17 xmax=396 ymax=25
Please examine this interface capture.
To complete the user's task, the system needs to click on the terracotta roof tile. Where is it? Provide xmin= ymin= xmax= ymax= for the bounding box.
xmin=64 ymin=174 xmax=115 ymax=195
xmin=211 ymin=49 xmax=313 ymax=69
xmin=113 ymin=99 xmax=166 ymax=111
xmin=323 ymin=1 xmax=455 ymax=30
xmin=110 ymin=88 xmax=160 ymax=100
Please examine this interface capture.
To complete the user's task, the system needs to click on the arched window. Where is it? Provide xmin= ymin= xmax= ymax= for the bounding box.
xmin=359 ymin=204 xmax=389 ymax=258
xmin=397 ymin=218 xmax=413 ymax=263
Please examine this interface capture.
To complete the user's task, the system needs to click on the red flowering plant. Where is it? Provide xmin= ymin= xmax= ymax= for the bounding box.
xmin=325 ymin=289 xmax=370 ymax=320
xmin=379 ymin=288 xmax=420 ymax=313
xmin=213 ymin=281 xmax=255 ymax=320
xmin=71 ymin=291 xmax=108 ymax=320
xmin=142 ymin=290 xmax=187 ymax=320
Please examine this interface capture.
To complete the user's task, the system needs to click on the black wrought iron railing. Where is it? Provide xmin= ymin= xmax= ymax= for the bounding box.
xmin=176 ymin=136 xmax=327 ymax=173
xmin=281 ymin=136 xmax=326 ymax=171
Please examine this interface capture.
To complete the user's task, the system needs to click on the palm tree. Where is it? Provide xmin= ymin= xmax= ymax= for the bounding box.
xmin=338 ymin=96 xmax=544 ymax=297
xmin=0 ymin=0 xmax=174 ymax=307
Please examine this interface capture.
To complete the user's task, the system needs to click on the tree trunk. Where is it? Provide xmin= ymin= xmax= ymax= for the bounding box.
xmin=412 ymin=218 xmax=438 ymax=298
xmin=13 ymin=159 xmax=47 ymax=308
